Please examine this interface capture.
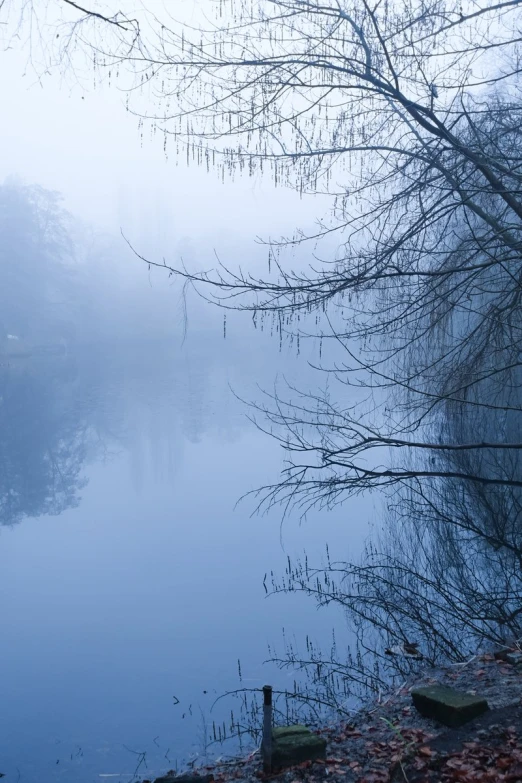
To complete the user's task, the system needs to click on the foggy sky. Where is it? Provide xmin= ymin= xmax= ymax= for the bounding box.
xmin=0 ymin=5 xmax=323 ymax=291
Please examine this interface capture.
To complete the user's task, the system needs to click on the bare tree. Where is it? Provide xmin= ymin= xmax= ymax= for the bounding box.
xmin=5 ymin=0 xmax=522 ymax=682
xmin=24 ymin=0 xmax=521 ymax=507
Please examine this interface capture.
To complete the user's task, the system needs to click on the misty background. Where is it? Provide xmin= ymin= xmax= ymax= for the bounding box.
xmin=0 ymin=33 xmax=373 ymax=783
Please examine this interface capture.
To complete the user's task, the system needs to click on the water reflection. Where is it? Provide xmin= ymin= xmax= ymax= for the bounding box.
xmin=0 ymin=334 xmax=363 ymax=783
xmin=0 ymin=333 xmax=253 ymax=528
xmin=0 ymin=358 xmax=88 ymax=526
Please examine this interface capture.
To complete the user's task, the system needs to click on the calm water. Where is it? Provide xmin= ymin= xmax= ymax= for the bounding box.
xmin=0 ymin=332 xmax=370 ymax=782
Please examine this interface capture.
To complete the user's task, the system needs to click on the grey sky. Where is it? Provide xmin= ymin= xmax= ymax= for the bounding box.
xmin=0 ymin=19 xmax=322 ymax=266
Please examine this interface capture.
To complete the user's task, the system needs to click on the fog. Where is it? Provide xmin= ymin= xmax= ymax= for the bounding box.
xmin=0 ymin=14 xmax=373 ymax=783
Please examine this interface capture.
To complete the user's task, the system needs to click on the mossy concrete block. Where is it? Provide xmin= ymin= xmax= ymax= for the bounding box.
xmin=412 ymin=685 xmax=489 ymax=727
xmin=271 ymin=724 xmax=326 ymax=768
xmin=272 ymin=725 xmax=310 ymax=739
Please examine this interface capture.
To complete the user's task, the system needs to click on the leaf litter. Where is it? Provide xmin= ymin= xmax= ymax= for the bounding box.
xmin=140 ymin=651 xmax=522 ymax=783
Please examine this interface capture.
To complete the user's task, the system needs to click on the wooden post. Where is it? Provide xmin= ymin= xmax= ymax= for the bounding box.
xmin=262 ymin=685 xmax=273 ymax=774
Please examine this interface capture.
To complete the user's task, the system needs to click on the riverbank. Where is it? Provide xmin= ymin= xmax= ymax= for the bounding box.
xmin=142 ymin=650 xmax=522 ymax=783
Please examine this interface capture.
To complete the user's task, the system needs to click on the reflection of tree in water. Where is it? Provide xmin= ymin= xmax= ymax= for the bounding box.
xmin=0 ymin=361 xmax=90 ymax=526
xmin=0 ymin=335 xmax=264 ymax=525
xmin=0 ymin=179 xmax=282 ymax=524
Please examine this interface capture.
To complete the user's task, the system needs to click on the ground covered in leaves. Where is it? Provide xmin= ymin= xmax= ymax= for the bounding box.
xmin=142 ymin=652 xmax=522 ymax=783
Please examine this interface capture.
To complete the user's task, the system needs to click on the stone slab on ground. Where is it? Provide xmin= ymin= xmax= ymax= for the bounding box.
xmin=411 ymin=684 xmax=489 ymax=727
xmin=271 ymin=724 xmax=327 ymax=770
xmin=391 ymin=704 xmax=522 ymax=782
xmin=495 ymin=649 xmax=522 ymax=665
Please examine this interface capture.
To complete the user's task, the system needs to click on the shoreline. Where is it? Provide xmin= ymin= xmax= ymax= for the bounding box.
xmin=140 ymin=650 xmax=522 ymax=783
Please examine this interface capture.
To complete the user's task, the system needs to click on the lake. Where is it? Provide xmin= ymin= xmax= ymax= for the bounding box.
xmin=0 ymin=330 xmax=371 ymax=782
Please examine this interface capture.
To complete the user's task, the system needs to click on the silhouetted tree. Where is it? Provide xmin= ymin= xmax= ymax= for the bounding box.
xmin=5 ymin=0 xmax=522 ymax=674
xmin=16 ymin=0 xmax=522 ymax=499
xmin=0 ymin=180 xmax=76 ymax=347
